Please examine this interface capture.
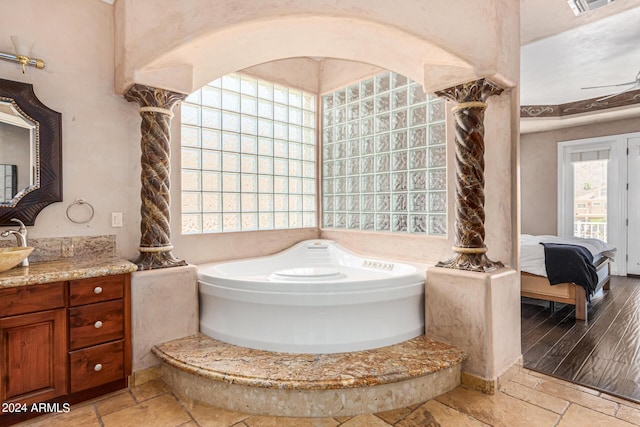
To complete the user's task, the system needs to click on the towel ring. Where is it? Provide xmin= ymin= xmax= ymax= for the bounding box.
xmin=66 ymin=198 xmax=95 ymax=224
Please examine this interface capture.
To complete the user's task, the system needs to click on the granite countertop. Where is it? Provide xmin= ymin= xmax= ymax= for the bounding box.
xmin=0 ymin=257 xmax=138 ymax=289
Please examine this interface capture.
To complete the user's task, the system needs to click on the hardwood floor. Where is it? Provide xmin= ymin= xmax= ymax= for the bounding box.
xmin=521 ymin=275 xmax=640 ymax=403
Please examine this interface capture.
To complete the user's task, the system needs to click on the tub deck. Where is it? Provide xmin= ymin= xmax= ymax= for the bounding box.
xmin=152 ymin=334 xmax=467 ymax=417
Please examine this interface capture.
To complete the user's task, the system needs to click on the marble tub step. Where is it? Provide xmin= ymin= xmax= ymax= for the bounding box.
xmin=152 ymin=333 xmax=467 ymax=417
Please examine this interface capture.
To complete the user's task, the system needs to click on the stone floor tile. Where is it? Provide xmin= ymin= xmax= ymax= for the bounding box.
xmin=13 ymin=415 xmax=54 ymax=426
xmin=529 ymin=371 xmax=600 ymax=395
xmin=557 ymin=404 xmax=636 ymax=426
xmin=435 ymin=386 xmax=560 ymax=427
xmin=395 ymin=400 xmax=489 ymax=427
xmin=373 ymin=407 xmax=412 ymax=424
xmin=101 ymin=394 xmax=192 ymax=427
xmin=333 ymin=416 xmax=353 ymax=423
xmin=507 ymin=371 xmax=542 ymax=389
xmin=534 ymin=378 xmax=619 ymax=416
xmin=405 ymin=402 xmax=422 ymax=411
xmin=339 ymin=413 xmax=392 ymax=426
xmin=21 ymin=405 xmax=100 ymax=427
xmin=130 ymin=379 xmax=172 ymax=402
xmin=500 ymin=381 xmax=570 ymax=414
xmin=600 ymin=394 xmax=640 ymax=411
xmin=177 ymin=422 xmax=199 ymax=427
xmin=184 ymin=401 xmax=249 ymax=427
xmin=94 ymin=390 xmax=136 ymax=416
xmin=243 ymin=415 xmax=339 ymax=427
xmin=616 ymin=404 xmax=640 ymax=425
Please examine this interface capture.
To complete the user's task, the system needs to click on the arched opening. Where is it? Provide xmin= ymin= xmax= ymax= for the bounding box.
xmin=130 ymin=16 xmax=475 ymax=96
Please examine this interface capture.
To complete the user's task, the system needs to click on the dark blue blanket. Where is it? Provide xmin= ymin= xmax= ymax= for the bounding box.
xmin=541 ymin=243 xmax=598 ymax=302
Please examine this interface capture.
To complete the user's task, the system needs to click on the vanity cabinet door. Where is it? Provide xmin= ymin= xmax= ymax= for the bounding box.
xmin=0 ymin=308 xmax=67 ymax=405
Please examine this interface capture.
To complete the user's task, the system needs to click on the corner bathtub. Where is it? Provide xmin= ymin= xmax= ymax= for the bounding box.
xmin=197 ymin=240 xmax=426 ymax=354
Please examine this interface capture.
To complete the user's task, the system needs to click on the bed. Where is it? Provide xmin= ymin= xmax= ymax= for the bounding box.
xmin=520 ymin=234 xmax=617 ymax=321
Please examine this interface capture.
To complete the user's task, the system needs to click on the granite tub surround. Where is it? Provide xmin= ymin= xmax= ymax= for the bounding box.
xmin=152 ymin=333 xmax=467 ymax=417
xmin=0 ymin=256 xmax=137 ymax=289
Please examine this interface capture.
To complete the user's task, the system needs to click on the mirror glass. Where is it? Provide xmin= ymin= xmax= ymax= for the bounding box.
xmin=0 ymin=100 xmax=37 ymax=205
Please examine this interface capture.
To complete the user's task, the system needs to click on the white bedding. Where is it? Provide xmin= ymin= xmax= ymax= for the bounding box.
xmin=520 ymin=234 xmax=617 ymax=277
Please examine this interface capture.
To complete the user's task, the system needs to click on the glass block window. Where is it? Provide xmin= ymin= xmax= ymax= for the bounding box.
xmin=181 ymin=73 xmax=316 ymax=234
xmin=321 ymin=71 xmax=446 ymax=235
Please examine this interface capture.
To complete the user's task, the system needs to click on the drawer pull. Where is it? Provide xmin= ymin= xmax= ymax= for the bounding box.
xmin=93 ymin=286 xmax=103 ymax=294
xmin=94 ymin=364 xmax=103 ymax=372
xmin=94 ymin=320 xmax=103 ymax=329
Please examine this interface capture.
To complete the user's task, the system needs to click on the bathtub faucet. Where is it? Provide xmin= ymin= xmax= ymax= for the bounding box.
xmin=1 ymin=218 xmax=29 ymax=266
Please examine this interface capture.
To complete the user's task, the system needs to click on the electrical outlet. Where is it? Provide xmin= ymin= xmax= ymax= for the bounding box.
xmin=111 ymin=212 xmax=123 ymax=228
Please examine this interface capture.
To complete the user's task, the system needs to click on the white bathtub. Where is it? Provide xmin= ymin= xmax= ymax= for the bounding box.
xmin=198 ymin=240 xmax=426 ymax=354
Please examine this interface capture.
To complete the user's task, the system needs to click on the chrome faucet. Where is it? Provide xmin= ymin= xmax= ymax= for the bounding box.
xmin=1 ymin=218 xmax=29 ymax=266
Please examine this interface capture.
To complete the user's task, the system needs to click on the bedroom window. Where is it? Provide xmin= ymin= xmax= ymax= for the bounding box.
xmin=559 ymin=140 xmax=618 ymax=250
xmin=180 ymin=74 xmax=317 ymax=234
xmin=572 ymin=155 xmax=608 ymax=241
xmin=320 ymin=71 xmax=446 ymax=234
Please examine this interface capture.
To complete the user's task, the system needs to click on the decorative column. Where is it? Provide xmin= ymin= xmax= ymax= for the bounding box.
xmin=125 ymin=84 xmax=186 ymax=270
xmin=434 ymin=79 xmax=504 ymax=272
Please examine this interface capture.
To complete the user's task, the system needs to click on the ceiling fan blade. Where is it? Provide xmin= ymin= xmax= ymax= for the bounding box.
xmin=595 ymin=84 xmax=640 ymax=102
xmin=581 ymin=81 xmax=637 ymax=90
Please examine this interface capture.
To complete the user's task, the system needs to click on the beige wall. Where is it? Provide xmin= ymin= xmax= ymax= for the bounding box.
xmin=114 ymin=0 xmax=518 ymax=95
xmin=1 ymin=0 xmax=141 ymax=259
xmin=521 ymin=117 xmax=640 ymax=235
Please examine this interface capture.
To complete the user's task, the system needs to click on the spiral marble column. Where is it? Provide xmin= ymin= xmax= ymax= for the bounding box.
xmin=125 ymin=84 xmax=186 ymax=270
xmin=434 ymin=79 xmax=504 ymax=272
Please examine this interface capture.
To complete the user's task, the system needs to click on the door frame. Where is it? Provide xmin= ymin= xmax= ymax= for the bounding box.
xmin=557 ymin=134 xmax=629 ymax=276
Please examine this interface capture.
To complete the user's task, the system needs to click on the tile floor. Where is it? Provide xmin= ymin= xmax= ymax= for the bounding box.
xmin=15 ymin=367 xmax=640 ymax=427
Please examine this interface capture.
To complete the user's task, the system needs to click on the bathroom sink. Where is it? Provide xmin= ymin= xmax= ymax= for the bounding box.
xmin=0 ymin=247 xmax=33 ymax=273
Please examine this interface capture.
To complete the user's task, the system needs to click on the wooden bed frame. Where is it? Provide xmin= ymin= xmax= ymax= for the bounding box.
xmin=520 ymin=257 xmax=611 ymax=321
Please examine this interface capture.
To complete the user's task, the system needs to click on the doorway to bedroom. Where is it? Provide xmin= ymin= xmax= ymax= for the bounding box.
xmin=558 ymin=132 xmax=640 ymax=276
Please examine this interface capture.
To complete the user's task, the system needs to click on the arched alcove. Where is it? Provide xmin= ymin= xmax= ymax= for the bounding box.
xmin=120 ymin=1 xmax=521 ymax=385
xmin=118 ymin=14 xmax=497 ymax=96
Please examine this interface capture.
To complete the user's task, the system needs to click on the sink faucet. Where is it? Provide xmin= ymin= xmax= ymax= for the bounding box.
xmin=1 ymin=218 xmax=29 ymax=266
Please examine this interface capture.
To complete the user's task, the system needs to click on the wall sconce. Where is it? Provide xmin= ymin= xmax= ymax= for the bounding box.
xmin=0 ymin=36 xmax=46 ymax=73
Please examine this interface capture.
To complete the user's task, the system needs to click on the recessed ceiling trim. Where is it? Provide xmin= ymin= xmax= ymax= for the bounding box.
xmin=520 ymin=87 xmax=640 ymax=119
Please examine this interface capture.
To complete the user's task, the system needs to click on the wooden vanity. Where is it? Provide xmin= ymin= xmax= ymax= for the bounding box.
xmin=0 ymin=259 xmax=136 ymax=425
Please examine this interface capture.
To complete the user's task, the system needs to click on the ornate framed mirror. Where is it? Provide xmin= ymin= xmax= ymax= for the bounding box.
xmin=0 ymin=78 xmax=62 ymax=226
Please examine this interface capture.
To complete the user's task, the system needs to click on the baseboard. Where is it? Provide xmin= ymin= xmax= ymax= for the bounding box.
xmin=130 ymin=365 xmax=162 ymax=387
xmin=461 ymin=356 xmax=523 ymax=395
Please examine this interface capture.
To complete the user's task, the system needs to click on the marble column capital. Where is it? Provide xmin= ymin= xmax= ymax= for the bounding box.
xmin=124 ymin=84 xmax=187 ymax=111
xmin=435 ymin=78 xmax=504 ymax=104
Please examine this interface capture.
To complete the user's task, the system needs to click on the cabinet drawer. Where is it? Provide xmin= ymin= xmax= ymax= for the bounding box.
xmin=0 ymin=282 xmax=65 ymax=317
xmin=69 ymin=275 xmax=124 ymax=306
xmin=69 ymin=340 xmax=124 ymax=393
xmin=69 ymin=300 xmax=123 ymax=350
